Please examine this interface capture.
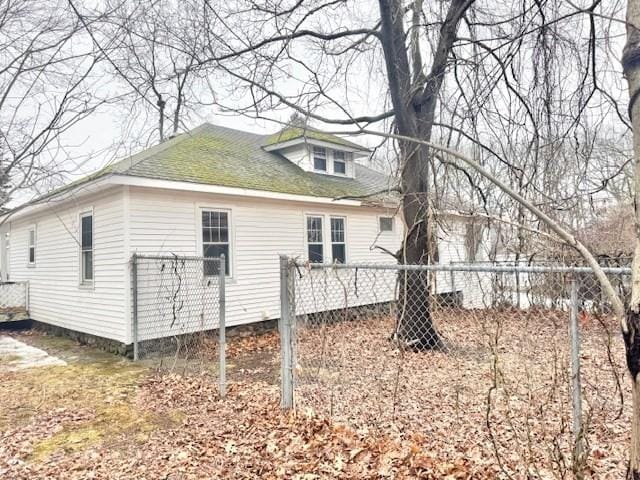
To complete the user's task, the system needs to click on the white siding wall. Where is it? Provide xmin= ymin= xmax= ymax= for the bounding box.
xmin=5 ymin=183 xmax=497 ymax=344
xmin=128 ymin=187 xmax=402 ymax=329
xmin=8 ymin=187 xmax=128 ymax=342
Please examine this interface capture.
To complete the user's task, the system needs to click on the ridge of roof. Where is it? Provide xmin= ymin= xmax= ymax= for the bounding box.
xmin=18 ymin=122 xmax=396 ymax=212
xmin=263 ymin=126 xmax=367 ymax=151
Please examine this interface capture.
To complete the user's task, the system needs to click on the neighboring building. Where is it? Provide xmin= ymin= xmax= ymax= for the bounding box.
xmin=0 ymin=123 xmax=487 ymax=348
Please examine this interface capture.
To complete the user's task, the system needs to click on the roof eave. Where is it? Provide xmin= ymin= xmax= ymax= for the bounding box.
xmin=263 ymin=137 xmax=370 ymax=155
xmin=5 ymin=174 xmax=117 ymax=223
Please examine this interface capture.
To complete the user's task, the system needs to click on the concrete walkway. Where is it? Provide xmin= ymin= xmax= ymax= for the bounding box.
xmin=0 ymin=335 xmax=67 ymax=371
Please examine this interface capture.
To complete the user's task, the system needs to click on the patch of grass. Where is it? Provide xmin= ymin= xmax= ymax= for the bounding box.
xmin=0 ymin=357 xmax=145 ymax=431
xmin=0 ymin=354 xmax=21 ymax=364
xmin=30 ymin=402 xmax=181 ymax=462
xmin=1 ymin=350 xmax=187 ymax=463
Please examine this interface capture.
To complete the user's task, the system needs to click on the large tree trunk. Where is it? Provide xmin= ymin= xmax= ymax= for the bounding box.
xmin=622 ymin=1 xmax=640 ymax=475
xmin=378 ymin=0 xmax=469 ymax=349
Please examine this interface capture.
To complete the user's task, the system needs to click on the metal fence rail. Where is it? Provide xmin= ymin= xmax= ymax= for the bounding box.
xmin=132 ymin=254 xmax=226 ymax=395
xmin=280 ymin=258 xmax=631 ymax=477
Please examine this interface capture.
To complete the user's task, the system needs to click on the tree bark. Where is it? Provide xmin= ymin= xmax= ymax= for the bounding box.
xmin=377 ymin=0 xmax=470 ymax=349
xmin=623 ymin=2 xmax=640 ymax=474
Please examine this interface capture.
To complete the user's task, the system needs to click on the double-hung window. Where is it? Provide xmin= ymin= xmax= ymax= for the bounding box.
xmin=313 ymin=146 xmax=327 ymax=171
xmin=202 ymin=210 xmax=230 ymax=276
xmin=28 ymin=227 xmax=36 ymax=265
xmin=80 ymin=213 xmax=93 ymax=283
xmin=306 ymin=216 xmax=324 ymax=263
xmin=330 ymin=217 xmax=346 ymax=263
xmin=333 ymin=151 xmax=346 ymax=174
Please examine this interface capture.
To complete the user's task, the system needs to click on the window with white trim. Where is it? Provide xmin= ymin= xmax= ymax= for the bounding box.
xmin=333 ymin=150 xmax=346 ymax=174
xmin=80 ymin=213 xmax=93 ymax=283
xmin=330 ymin=217 xmax=346 ymax=263
xmin=379 ymin=216 xmax=394 ymax=232
xmin=313 ymin=146 xmax=327 ymax=171
xmin=28 ymin=227 xmax=36 ymax=265
xmin=202 ymin=210 xmax=230 ymax=275
xmin=306 ymin=216 xmax=324 ymax=263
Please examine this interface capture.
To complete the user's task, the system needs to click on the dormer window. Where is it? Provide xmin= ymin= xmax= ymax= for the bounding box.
xmin=313 ymin=146 xmax=327 ymax=171
xmin=333 ymin=151 xmax=346 ymax=174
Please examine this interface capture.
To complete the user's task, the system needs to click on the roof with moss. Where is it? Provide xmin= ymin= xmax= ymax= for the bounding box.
xmin=37 ymin=123 xmax=397 ymax=204
xmin=264 ymin=126 xmax=368 ymax=150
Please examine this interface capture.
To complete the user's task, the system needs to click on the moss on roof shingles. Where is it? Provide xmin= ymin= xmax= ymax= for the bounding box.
xmin=264 ymin=126 xmax=367 ymax=151
xmin=33 ymin=123 xmax=396 ymax=204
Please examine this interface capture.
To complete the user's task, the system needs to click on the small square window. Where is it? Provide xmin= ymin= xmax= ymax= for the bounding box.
xmin=379 ymin=217 xmax=394 ymax=232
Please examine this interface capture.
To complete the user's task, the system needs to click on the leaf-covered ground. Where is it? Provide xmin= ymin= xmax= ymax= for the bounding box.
xmin=0 ymin=310 xmax=632 ymax=479
xmin=0 ymin=330 xmax=495 ymax=479
xmin=294 ymin=308 xmax=631 ymax=479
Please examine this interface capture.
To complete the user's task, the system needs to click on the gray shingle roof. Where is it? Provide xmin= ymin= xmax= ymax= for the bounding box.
xmin=41 ymin=123 xmax=398 ymax=204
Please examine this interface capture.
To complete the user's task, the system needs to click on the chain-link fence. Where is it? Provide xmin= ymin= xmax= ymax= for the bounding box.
xmin=132 ymin=254 xmax=226 ymax=394
xmin=279 ymin=257 xmax=631 ymax=478
xmin=0 ymin=281 xmax=28 ymax=322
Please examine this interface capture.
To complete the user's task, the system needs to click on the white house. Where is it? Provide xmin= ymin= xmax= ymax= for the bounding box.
xmin=0 ymin=123 xmax=488 ymax=350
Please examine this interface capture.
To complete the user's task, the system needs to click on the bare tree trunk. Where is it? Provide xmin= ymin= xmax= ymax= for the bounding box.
xmin=623 ymin=3 xmax=640 ymax=473
xmin=378 ymin=0 xmax=470 ymax=349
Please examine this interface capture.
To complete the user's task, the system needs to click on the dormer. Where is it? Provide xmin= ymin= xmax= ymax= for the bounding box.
xmin=263 ymin=127 xmax=369 ymax=179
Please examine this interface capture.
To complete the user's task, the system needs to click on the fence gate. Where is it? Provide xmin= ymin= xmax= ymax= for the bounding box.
xmin=279 ymin=257 xmax=631 ymax=477
xmin=131 ymin=254 xmax=226 ymax=396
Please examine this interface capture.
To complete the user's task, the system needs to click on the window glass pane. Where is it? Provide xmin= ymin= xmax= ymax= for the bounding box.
xmin=202 ymin=210 xmax=231 ymax=276
xmin=331 ymin=218 xmax=344 ymax=243
xmin=308 ymin=244 xmax=323 ymax=263
xmin=379 ymin=217 xmax=393 ymax=232
xmin=81 ymin=215 xmax=92 ymax=249
xmin=307 ymin=217 xmax=322 ymax=243
xmin=29 ymin=247 xmax=35 ymax=263
xmin=332 ymin=244 xmax=346 ymax=264
xmin=313 ymin=147 xmax=327 ymax=171
xmin=29 ymin=230 xmax=35 ymax=246
xmin=334 ymin=150 xmax=345 ymax=161
xmin=203 ymin=244 xmax=229 ymax=275
xmin=334 ymin=161 xmax=346 ymax=174
xmin=83 ymin=251 xmax=93 ymax=280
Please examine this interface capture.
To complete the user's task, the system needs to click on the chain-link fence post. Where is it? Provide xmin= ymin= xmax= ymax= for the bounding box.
xmin=449 ymin=263 xmax=455 ymax=293
xmin=279 ymin=255 xmax=294 ymax=410
xmin=218 ymin=255 xmax=226 ymax=398
xmin=131 ymin=253 xmax=139 ymax=361
xmin=569 ymin=275 xmax=584 ymax=473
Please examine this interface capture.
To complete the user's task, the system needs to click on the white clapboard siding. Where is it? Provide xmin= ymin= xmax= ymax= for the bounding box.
xmin=127 ymin=187 xmax=403 ymax=333
xmin=8 ymin=187 xmax=127 ymax=342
